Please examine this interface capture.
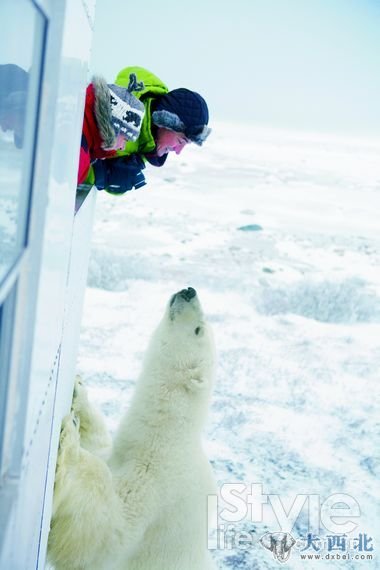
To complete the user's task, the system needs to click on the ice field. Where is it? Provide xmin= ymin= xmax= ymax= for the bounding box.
xmin=77 ymin=123 xmax=380 ymax=569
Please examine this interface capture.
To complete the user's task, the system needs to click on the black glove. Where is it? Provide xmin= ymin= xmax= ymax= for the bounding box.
xmin=93 ymin=154 xmax=146 ymax=194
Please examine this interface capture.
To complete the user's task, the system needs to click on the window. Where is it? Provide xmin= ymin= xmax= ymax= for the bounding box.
xmin=0 ymin=0 xmax=45 ymax=487
xmin=0 ymin=1 xmax=44 ymax=286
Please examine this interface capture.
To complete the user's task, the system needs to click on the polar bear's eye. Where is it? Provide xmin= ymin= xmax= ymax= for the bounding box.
xmin=194 ymin=326 xmax=201 ymax=335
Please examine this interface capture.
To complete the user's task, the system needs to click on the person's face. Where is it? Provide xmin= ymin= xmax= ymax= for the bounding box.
xmin=112 ymin=132 xmax=128 ymax=150
xmin=155 ymin=128 xmax=189 ymax=157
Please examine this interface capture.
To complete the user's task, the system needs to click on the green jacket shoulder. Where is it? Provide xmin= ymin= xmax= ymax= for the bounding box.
xmin=115 ymin=67 xmax=169 ymax=99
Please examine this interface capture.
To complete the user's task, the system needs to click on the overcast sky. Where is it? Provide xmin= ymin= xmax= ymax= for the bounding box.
xmin=90 ymin=0 xmax=380 ymax=138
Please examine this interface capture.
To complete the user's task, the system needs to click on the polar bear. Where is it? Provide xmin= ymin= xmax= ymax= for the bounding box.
xmin=48 ymin=287 xmax=217 ymax=570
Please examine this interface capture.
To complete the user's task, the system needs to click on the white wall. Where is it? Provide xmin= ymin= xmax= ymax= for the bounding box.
xmin=0 ymin=1 xmax=97 ymax=568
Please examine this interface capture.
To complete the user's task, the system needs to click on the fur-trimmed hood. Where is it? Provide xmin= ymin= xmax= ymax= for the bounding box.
xmin=92 ymin=75 xmax=116 ymax=149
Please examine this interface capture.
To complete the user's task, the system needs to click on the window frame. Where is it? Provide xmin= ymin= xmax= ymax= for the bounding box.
xmin=0 ymin=0 xmax=48 ymax=533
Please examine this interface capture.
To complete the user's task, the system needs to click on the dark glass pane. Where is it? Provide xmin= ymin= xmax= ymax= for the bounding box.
xmin=0 ymin=1 xmax=42 ymax=284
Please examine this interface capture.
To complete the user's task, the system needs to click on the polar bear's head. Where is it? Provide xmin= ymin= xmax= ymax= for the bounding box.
xmin=146 ymin=287 xmax=215 ymax=393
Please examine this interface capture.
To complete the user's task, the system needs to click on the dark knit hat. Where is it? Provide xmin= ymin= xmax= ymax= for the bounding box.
xmin=151 ymin=88 xmax=211 ymax=146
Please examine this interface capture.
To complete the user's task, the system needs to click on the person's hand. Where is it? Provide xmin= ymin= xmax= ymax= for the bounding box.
xmin=93 ymin=154 xmax=146 ymax=194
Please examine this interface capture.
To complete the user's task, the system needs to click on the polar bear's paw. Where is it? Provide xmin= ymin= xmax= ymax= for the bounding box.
xmin=57 ymin=412 xmax=81 ymax=468
xmin=72 ymin=374 xmax=89 ymax=415
xmin=71 ymin=375 xmax=112 ymax=457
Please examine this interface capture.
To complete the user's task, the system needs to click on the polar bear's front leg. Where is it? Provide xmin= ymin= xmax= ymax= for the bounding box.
xmin=48 ymin=413 xmax=124 ymax=570
xmin=71 ymin=376 xmax=112 ymax=459
xmin=49 ymin=412 xmax=81 ymax=518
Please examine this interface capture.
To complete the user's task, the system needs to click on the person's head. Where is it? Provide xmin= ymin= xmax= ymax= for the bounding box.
xmin=152 ymin=88 xmax=211 ymax=157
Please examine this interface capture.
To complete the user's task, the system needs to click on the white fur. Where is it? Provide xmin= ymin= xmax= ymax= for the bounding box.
xmin=48 ymin=290 xmax=217 ymax=570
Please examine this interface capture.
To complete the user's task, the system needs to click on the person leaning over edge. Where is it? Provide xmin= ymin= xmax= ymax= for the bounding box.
xmin=78 ymin=66 xmax=211 ymax=195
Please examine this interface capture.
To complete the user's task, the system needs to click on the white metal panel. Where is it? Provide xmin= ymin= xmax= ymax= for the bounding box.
xmin=26 ymin=0 xmax=94 ymax=440
xmin=81 ymin=0 xmax=96 ymax=31
xmin=0 ymin=0 xmax=97 ymax=567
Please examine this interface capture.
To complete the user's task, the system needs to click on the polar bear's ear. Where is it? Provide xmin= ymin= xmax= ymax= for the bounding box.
xmin=184 ymin=363 xmax=206 ymax=391
xmin=186 ymin=369 xmax=206 ymax=390
xmin=189 ymin=375 xmax=205 ymax=388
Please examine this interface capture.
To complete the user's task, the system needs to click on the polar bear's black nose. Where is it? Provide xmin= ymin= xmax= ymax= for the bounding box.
xmin=170 ymin=287 xmax=197 ymax=308
xmin=179 ymin=287 xmax=197 ymax=302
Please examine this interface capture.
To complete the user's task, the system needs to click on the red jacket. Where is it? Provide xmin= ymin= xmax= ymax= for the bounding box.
xmin=77 ymin=84 xmax=116 ymax=184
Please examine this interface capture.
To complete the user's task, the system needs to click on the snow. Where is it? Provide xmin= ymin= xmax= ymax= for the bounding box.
xmin=77 ymin=122 xmax=380 ymax=569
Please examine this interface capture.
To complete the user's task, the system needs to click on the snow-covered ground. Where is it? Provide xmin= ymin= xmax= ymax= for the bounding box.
xmin=77 ymin=123 xmax=380 ymax=569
